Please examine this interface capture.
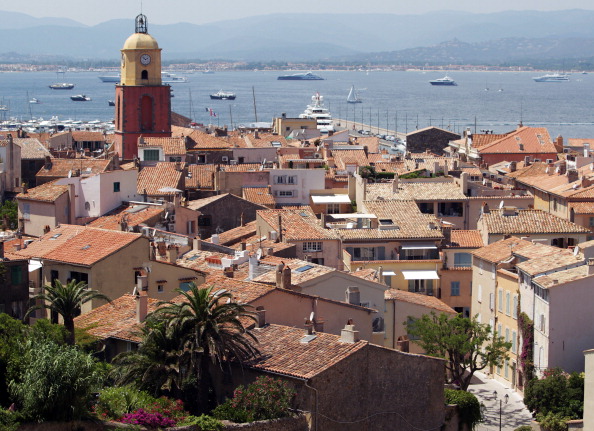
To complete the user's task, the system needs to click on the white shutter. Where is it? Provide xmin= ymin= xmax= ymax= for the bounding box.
xmin=489 ymin=293 xmax=494 ymax=311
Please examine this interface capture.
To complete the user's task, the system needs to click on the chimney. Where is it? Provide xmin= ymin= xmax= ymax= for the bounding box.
xmin=137 ymin=274 xmax=148 ymax=292
xmin=304 ymin=318 xmax=314 ymax=335
xmin=240 ymin=241 xmax=246 ymax=251
xmin=481 ymin=202 xmax=490 ymax=214
xmin=193 ymin=237 xmax=202 ymax=251
xmin=460 ymin=172 xmax=468 ymax=195
xmin=433 ymin=161 xmax=440 ymax=175
xmin=277 ymin=214 xmax=283 ymax=242
xmin=453 ymin=159 xmax=459 ymax=170
xmin=314 ymin=318 xmax=325 ymax=333
xmin=320 ymin=213 xmax=326 ymax=228
xmin=166 ymin=245 xmax=179 ymax=263
xmin=248 ymin=255 xmax=258 ymax=280
xmin=585 ymin=143 xmax=591 ymax=158
xmin=392 ymin=175 xmax=399 ymax=192
xmin=509 ymin=161 xmax=517 ymax=172
xmin=44 ymin=155 xmax=52 ymax=169
xmin=175 ymin=161 xmax=182 ymax=172
xmin=254 ymin=130 xmax=259 ymax=139
xmin=567 ymin=169 xmax=579 ymax=183
xmin=135 ymin=290 xmax=149 ymax=323
xmin=275 ymin=262 xmax=284 ymax=288
xmin=588 ymin=258 xmax=594 ymax=276
xmin=13 ymin=244 xmax=21 ymax=252
xmin=340 ymin=321 xmax=360 ymax=343
xmin=157 ymin=242 xmax=167 ymax=257
xmin=281 ymin=265 xmax=291 ymax=289
xmin=256 ymin=306 xmax=266 ymax=327
xmin=397 ymin=336 xmax=410 ymax=353
xmin=211 ymin=234 xmax=220 ymax=245
xmin=524 ymin=156 xmax=531 ymax=166
xmin=223 ymin=266 xmax=234 ymax=278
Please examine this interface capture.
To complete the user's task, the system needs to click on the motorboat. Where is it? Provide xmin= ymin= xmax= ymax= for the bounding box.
xmin=429 ymin=76 xmax=457 ymax=86
xmin=70 ymin=94 xmax=91 ymax=101
xmin=299 ymin=92 xmax=334 ymax=133
xmin=347 ymin=85 xmax=362 ymax=103
xmin=98 ymin=75 xmax=120 ymax=82
xmin=29 ymin=98 xmax=40 ymax=104
xmin=162 ymin=72 xmax=188 ymax=83
xmin=533 ymin=73 xmax=570 ymax=82
xmin=277 ymin=71 xmax=324 ymax=80
xmin=210 ymin=90 xmax=236 ymax=100
xmin=49 ymin=83 xmax=75 ymax=90
xmin=108 ymin=100 xmax=115 ymax=106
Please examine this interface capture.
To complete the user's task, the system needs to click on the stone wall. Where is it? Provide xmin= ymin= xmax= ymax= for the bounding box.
xmin=221 ymin=415 xmax=309 ymax=431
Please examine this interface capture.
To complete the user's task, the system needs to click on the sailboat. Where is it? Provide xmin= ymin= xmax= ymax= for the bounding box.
xmin=347 ymin=85 xmax=362 ymax=104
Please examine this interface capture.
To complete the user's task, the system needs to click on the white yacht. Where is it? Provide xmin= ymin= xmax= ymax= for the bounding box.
xmin=299 ymin=93 xmax=334 ymax=133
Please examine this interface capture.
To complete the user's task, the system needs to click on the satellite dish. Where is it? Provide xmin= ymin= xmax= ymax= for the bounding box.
xmin=574 ymin=246 xmax=580 ymax=256
xmin=256 ymin=248 xmax=263 ymax=260
xmin=214 ymin=289 xmax=228 ymax=298
xmin=132 ymin=286 xmax=138 ymax=296
xmin=499 ymin=201 xmax=505 ymax=209
xmin=67 ymin=170 xmax=72 ymax=178
xmin=309 ymin=311 xmax=315 ymax=322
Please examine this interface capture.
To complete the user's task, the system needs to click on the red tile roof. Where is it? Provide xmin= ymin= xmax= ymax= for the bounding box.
xmin=246 ymin=324 xmax=367 ymax=379
xmin=477 ymin=127 xmax=557 ymax=155
xmin=17 ymin=180 xmax=69 ymax=202
xmin=36 ymin=158 xmax=112 ymax=179
xmin=257 ymin=208 xmax=339 ymax=241
xmin=87 ymin=204 xmax=165 ymax=231
xmin=11 ymin=224 xmax=143 ymax=267
xmin=139 ymin=137 xmax=186 ymax=155
xmin=448 ymin=230 xmax=484 ymax=248
xmin=137 ymin=162 xmax=184 ymax=196
xmin=384 ymin=289 xmax=456 ymax=314
xmin=186 ymin=164 xmax=215 ymax=189
xmin=243 ymin=187 xmax=275 ymax=207
xmin=481 ymin=209 xmax=591 ymax=235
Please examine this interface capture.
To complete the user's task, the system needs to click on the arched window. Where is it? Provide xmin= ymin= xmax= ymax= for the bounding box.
xmin=141 ymin=70 xmax=148 ymax=80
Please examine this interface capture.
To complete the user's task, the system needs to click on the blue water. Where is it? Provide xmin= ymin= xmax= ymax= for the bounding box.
xmin=1 ymin=70 xmax=593 ymax=138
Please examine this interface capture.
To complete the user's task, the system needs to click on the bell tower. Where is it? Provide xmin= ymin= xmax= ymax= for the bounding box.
xmin=113 ymin=14 xmax=171 ymax=160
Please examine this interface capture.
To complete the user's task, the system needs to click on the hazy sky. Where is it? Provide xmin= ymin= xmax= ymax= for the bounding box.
xmin=2 ymin=0 xmax=594 ymax=26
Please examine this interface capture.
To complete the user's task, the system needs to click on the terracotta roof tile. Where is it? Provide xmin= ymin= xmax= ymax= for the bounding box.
xmin=243 ymin=133 xmax=289 ymax=148
xmin=257 ymin=208 xmax=339 ymax=241
xmin=71 ymin=131 xmax=106 ymax=142
xmin=384 ymin=289 xmax=456 ymax=314
xmin=186 ymin=164 xmax=215 ymax=189
xmin=477 ymin=127 xmax=557 ymax=155
xmin=243 ymin=187 xmax=275 ymax=207
xmin=87 ymin=204 xmax=165 ymax=231
xmin=534 ymin=264 xmax=594 ymax=288
xmin=516 ymin=251 xmax=581 ymax=276
xmin=37 ymin=158 xmax=112 ymax=179
xmin=250 ymin=257 xmax=335 ymax=285
xmin=331 ymin=149 xmax=369 ymax=170
xmin=186 ymin=129 xmax=236 ymax=150
xmin=481 ymin=209 xmax=591 ymax=235
xmin=139 ymin=137 xmax=186 ymax=155
xmin=246 ymin=324 xmax=367 ymax=379
xmin=137 ymin=162 xmax=184 ymax=196
xmin=74 ymin=294 xmax=159 ymax=343
xmin=15 ymin=138 xmax=52 ymax=160
xmin=470 ymin=133 xmax=510 ymax=148
xmin=569 ymin=202 xmax=594 ymax=215
xmin=17 ymin=180 xmax=69 ymax=202
xmin=448 ymin=230 xmax=484 ymax=248
xmin=366 ymin=180 xmax=467 ymax=202
xmin=215 ymin=221 xmax=258 ymax=245
xmin=472 ymin=237 xmax=563 ymax=263
xmin=11 ymin=224 xmax=143 ymax=267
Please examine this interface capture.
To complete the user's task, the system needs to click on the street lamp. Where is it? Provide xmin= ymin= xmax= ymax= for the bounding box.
xmin=493 ymin=391 xmax=509 ymax=431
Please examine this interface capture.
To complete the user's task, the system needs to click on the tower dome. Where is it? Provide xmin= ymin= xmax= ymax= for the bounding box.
xmin=120 ymin=13 xmax=162 ymax=86
xmin=122 ymin=32 xmax=159 ymax=50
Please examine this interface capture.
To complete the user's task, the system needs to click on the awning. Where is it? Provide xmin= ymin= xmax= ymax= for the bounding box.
xmin=328 ymin=213 xmax=377 ymax=219
xmin=28 ymin=260 xmax=42 ymax=272
xmin=402 ymin=270 xmax=439 ymax=280
xmin=311 ymin=195 xmax=352 ymax=204
xmin=382 ymin=271 xmax=397 ymax=276
xmin=401 ymin=242 xmax=438 ymax=250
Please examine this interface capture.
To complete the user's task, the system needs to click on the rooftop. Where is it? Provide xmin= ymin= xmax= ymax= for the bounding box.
xmin=480 ymin=208 xmax=591 ymax=235
xmin=384 ymin=289 xmax=456 ymax=314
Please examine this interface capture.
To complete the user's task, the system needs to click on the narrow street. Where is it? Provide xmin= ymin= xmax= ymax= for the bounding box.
xmin=468 ymin=372 xmax=533 ymax=431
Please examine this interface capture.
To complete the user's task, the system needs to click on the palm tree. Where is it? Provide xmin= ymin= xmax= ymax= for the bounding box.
xmin=26 ymin=279 xmax=110 ymax=345
xmin=152 ymin=283 xmax=260 ymax=412
xmin=111 ymin=319 xmax=190 ymax=398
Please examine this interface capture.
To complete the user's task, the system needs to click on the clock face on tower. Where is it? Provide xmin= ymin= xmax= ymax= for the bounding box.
xmin=140 ymin=54 xmax=151 ymax=65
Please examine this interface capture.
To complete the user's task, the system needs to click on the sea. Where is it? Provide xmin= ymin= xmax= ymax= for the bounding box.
xmin=1 ymin=70 xmax=594 ymax=139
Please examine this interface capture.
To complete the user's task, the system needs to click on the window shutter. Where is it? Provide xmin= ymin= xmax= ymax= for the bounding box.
xmin=489 ymin=293 xmax=494 ymax=311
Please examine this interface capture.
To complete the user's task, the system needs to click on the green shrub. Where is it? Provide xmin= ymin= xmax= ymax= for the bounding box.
xmin=524 ymin=368 xmax=584 ymax=419
xmin=536 ymin=411 xmax=570 ymax=431
xmin=0 ymin=408 xmax=19 ymax=431
xmin=178 ymin=414 xmax=223 ymax=430
xmin=515 ymin=426 xmax=533 ymax=431
xmin=444 ymin=388 xmax=483 ymax=430
xmin=212 ymin=376 xmax=295 ymax=423
xmin=95 ymin=385 xmax=158 ymax=420
xmin=8 ymin=339 xmax=105 ymax=422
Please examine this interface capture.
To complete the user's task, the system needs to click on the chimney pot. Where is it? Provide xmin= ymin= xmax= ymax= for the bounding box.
xmin=136 ymin=290 xmax=148 ymax=323
xmin=340 ymin=322 xmax=360 ymax=343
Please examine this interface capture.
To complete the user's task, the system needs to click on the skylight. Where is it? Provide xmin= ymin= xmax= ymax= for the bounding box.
xmin=81 ymin=245 xmax=91 ymax=250
xmin=50 ymin=233 xmax=62 ymax=240
xmin=295 ymin=265 xmax=314 ymax=273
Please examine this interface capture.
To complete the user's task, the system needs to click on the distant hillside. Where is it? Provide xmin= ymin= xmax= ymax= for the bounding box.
xmin=1 ymin=9 xmax=594 ymax=62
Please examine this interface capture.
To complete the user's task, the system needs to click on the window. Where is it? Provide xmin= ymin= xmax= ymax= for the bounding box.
xmin=513 ymin=295 xmax=518 ymax=319
xmin=141 ymin=70 xmax=148 ymax=80
xmin=278 ymin=190 xmax=294 ymax=197
xmin=589 ymin=217 xmax=594 ymax=227
xmin=407 ymin=317 xmax=420 ymax=340
xmin=454 ymin=253 xmax=472 ymax=268
xmin=497 ymin=324 xmax=502 ymax=337
xmin=274 ymin=175 xmax=287 ymax=184
xmin=69 ymin=271 xmax=89 ymax=285
xmin=287 ymin=175 xmax=297 ymax=184
xmin=113 ymin=182 xmax=121 ymax=192
xmin=489 ymin=293 xmax=494 ymax=311
xmin=169 ymin=156 xmax=182 ymax=162
xmin=10 ymin=266 xmax=22 ymax=285
xmin=179 ymin=282 xmax=192 ymax=292
xmin=143 ymin=149 xmax=160 ymax=161
xmin=22 ymin=203 xmax=30 ymax=220
xmin=512 ymin=330 xmax=517 ymax=353
xmin=498 ymin=289 xmax=503 ymax=312
xmin=408 ymin=279 xmax=434 ymax=296
xmin=504 ymin=359 xmax=509 ymax=378
xmin=327 ymin=203 xmax=340 ymax=214
xmin=157 ymin=284 xmax=164 ymax=293
xmin=505 ymin=328 xmax=510 ymax=344
xmin=450 ymin=281 xmax=460 ymax=296
xmin=539 ymin=314 xmax=546 ymax=333
xmin=505 ymin=292 xmax=511 ymax=315
xmin=302 ymin=242 xmax=322 ymax=252
xmin=477 ymin=284 xmax=482 ymax=302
